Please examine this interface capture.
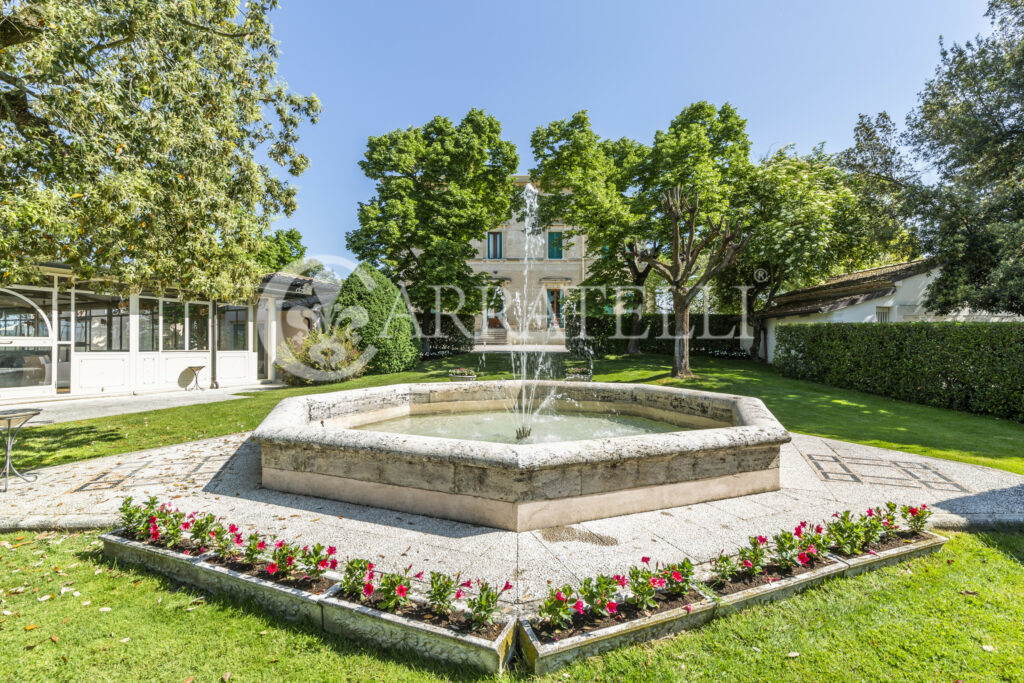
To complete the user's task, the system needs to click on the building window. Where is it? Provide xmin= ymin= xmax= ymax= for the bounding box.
xmin=162 ymin=301 xmax=185 ymax=350
xmin=487 ymin=231 xmax=503 ymax=259
xmin=876 ymin=306 xmax=891 ymax=323
xmin=547 ymin=288 xmax=563 ymax=327
xmin=0 ymin=347 xmax=52 ymax=388
xmin=0 ymin=289 xmax=50 ymax=337
xmin=217 ymin=305 xmax=249 ymax=351
xmin=74 ymin=293 xmax=129 ymax=352
xmin=139 ymin=298 xmax=159 ymax=352
xmin=547 ymin=231 xmax=563 ymax=260
xmin=188 ymin=303 xmax=210 ymax=351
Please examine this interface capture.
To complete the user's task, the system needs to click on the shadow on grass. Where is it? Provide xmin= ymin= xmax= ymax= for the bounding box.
xmin=972 ymin=530 xmax=1024 ymax=565
xmin=18 ymin=424 xmax=124 ymax=470
xmin=86 ymin=546 xmax=526 ymax=681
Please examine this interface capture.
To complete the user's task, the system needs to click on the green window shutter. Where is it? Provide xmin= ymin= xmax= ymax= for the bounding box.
xmin=547 ymin=231 xmax=563 ymax=259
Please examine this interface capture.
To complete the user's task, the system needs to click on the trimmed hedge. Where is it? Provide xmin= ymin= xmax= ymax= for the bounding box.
xmin=332 ymin=264 xmax=419 ymax=374
xmin=774 ymin=322 xmax=1024 ymax=422
xmin=415 ymin=312 xmax=475 ymax=358
xmin=565 ymin=312 xmax=747 ymax=358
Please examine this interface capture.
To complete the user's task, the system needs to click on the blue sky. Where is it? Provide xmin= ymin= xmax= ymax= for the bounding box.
xmin=269 ymin=0 xmax=990 ymax=261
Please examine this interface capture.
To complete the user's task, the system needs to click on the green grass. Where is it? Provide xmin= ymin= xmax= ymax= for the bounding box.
xmin=18 ymin=353 xmax=1024 ymax=476
xmin=1 ymin=529 xmax=1021 ymax=681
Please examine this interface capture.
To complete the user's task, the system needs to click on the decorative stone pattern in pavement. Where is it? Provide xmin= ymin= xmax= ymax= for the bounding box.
xmin=3 ymin=430 xmax=1023 ymax=611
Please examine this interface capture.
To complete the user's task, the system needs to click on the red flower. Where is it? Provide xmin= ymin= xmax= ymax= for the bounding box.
xmin=286 ymin=556 xmax=295 ymax=567
xmin=414 ymin=571 xmax=423 ymax=580
xmin=832 ymin=512 xmax=840 ymax=518
xmin=327 ymin=546 xmax=337 ymax=556
xmin=743 ymin=559 xmax=753 ymax=569
xmin=396 ymin=584 xmax=407 ymax=597
xmin=302 ymin=545 xmax=309 ymax=553
xmin=267 ymin=563 xmax=278 ymax=575
xmin=649 ymin=576 xmax=666 ymax=588
xmin=209 ymin=531 xmax=217 ymax=538
xmin=318 ymin=559 xmax=329 ymax=570
xmin=756 ymin=535 xmax=767 ymax=546
xmin=866 ymin=508 xmax=874 ymax=517
xmin=455 ymin=589 xmax=464 ymax=600
xmin=228 ymin=524 xmax=238 ymax=534
xmin=555 ymin=591 xmax=566 ymax=602
xmin=199 ymin=546 xmax=206 ymax=554
xmin=149 ymin=515 xmax=157 ymax=525
xmin=461 ymin=580 xmax=472 ymax=588
xmin=797 ymin=553 xmax=810 ymax=566
xmin=684 ymin=604 xmax=692 ymax=614
xmin=671 ymin=571 xmax=683 ymax=582
xmin=613 ymin=574 xmax=628 ymax=587
xmin=149 ymin=528 xmax=160 ymax=541
xmin=275 ymin=540 xmax=285 ymax=549
xmin=573 ymin=600 xmax=584 ymax=614
xmin=256 ymin=540 xmax=267 ymax=551
xmin=815 ymin=525 xmax=824 ymax=534
xmin=329 ymin=558 xmax=338 ymax=570
xmin=363 ymin=582 xmax=374 ymax=597
xmin=502 ymin=581 xmax=513 ymax=592
xmin=807 ymin=544 xmax=818 ymax=556
xmin=794 ymin=526 xmax=803 ymax=539
xmin=641 ymin=556 xmax=650 ymax=565
xmin=233 ymin=534 xmax=243 ymax=546
xmin=181 ymin=521 xmax=191 ymax=531
xmin=921 ymin=503 xmax=928 ymax=510
xmin=909 ymin=507 xmax=919 ymax=517
xmin=183 ymin=550 xmax=190 ymax=556
xmin=367 ymin=562 xmax=375 ymax=571
xmin=607 ymin=601 xmax=618 ymax=614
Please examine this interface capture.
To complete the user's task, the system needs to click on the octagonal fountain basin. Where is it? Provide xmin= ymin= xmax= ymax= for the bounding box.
xmin=253 ymin=381 xmax=791 ymax=531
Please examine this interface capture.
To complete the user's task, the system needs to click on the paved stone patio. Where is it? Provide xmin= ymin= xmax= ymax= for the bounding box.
xmin=2 ymin=432 xmax=1022 ymax=610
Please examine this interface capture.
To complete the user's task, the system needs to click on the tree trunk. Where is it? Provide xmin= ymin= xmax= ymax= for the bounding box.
xmin=672 ymin=290 xmax=693 ymax=378
xmin=626 ymin=310 xmax=643 ymax=355
xmin=749 ymin=316 xmax=763 ymax=361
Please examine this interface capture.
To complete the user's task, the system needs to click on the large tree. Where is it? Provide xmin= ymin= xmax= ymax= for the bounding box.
xmin=348 ymin=109 xmax=519 ymax=314
xmin=530 ymin=112 xmax=659 ymax=354
xmin=0 ymin=1 xmax=320 ymax=299
xmin=904 ymin=0 xmax=1024 ymax=315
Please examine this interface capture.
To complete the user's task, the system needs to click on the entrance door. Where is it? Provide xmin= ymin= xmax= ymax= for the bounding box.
xmin=56 ymin=291 xmax=71 ymax=392
xmin=486 ymin=288 xmax=505 ymax=329
xmin=256 ymin=300 xmax=269 ymax=380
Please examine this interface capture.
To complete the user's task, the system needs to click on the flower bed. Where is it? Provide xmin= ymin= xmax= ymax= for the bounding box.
xmin=448 ymin=368 xmax=477 ymax=381
xmin=563 ymin=366 xmax=593 ymax=382
xmin=103 ymin=497 xmax=946 ymax=675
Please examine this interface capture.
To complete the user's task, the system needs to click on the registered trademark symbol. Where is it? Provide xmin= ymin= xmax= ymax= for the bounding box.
xmin=754 ymin=268 xmax=769 ymax=283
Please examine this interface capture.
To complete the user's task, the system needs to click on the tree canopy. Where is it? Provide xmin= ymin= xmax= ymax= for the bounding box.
xmin=0 ymin=0 xmax=320 ymax=299
xmin=256 ymin=227 xmax=307 ymax=272
xmin=347 ymin=108 xmax=519 ymax=314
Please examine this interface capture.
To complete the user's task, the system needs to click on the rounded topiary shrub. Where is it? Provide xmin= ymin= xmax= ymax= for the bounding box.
xmin=331 ymin=264 xmax=419 ymax=374
xmin=274 ymin=327 xmax=366 ymax=386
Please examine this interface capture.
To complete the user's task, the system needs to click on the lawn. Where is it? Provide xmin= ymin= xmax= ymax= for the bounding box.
xmin=17 ymin=353 xmax=1024 ymax=476
xmin=0 ymin=529 xmax=1020 ymax=681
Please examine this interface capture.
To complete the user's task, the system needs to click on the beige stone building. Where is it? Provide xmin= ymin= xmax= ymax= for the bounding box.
xmin=467 ymin=177 xmax=590 ymax=345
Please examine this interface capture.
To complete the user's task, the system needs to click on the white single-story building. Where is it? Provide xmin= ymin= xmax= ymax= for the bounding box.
xmin=0 ymin=265 xmax=337 ymax=403
xmin=762 ymin=259 xmax=1022 ymax=362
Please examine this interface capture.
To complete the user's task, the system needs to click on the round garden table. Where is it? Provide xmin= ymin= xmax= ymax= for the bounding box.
xmin=0 ymin=408 xmax=40 ymax=493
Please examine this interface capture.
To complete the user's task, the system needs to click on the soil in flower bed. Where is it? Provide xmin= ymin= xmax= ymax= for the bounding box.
xmin=333 ymin=591 xmax=506 ymax=641
xmin=115 ymin=530 xmax=201 ymax=555
xmin=709 ymin=557 xmax=838 ymax=597
xmin=532 ymin=589 xmax=707 ymax=644
xmin=832 ymin=531 xmax=930 ymax=559
xmin=202 ymin=555 xmax=334 ymax=595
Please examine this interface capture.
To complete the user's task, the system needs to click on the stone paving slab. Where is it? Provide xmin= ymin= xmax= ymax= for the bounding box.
xmin=2 ymin=430 xmax=1023 ymax=610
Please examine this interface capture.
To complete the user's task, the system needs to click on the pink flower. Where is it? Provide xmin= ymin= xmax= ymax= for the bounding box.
xmin=866 ymin=508 xmax=874 ymax=517
xmin=756 ymin=535 xmax=767 ymax=546
xmin=743 ymin=559 xmax=753 ymax=569
xmin=909 ymin=507 xmax=919 ymax=517
xmin=684 ymin=604 xmax=692 ymax=614
xmin=573 ymin=600 xmax=584 ymax=614
xmin=765 ymin=577 xmax=778 ymax=584
xmin=183 ymin=550 xmax=191 ymax=556
xmin=641 ymin=556 xmax=650 ymax=565
xmin=209 ymin=531 xmax=217 ymax=538
xmin=329 ymin=558 xmax=338 ymax=570
xmin=613 ymin=574 xmax=628 ymax=587
xmin=363 ymin=582 xmax=374 ymax=597
xmin=302 ymin=545 xmax=309 ymax=553
xmin=233 ymin=534 xmax=243 ymax=546
xmin=607 ymin=601 xmax=618 ymax=614
xmin=671 ymin=571 xmax=683 ymax=582
xmin=149 ymin=528 xmax=160 ymax=541
xmin=461 ymin=580 xmax=472 ymax=588
xmin=256 ymin=540 xmax=267 ymax=551
xmin=807 ymin=544 xmax=818 ymax=556
xmin=286 ymin=556 xmax=294 ymax=567
xmin=199 ymin=546 xmax=206 ymax=554
xmin=815 ymin=525 xmax=824 ymax=534
xmin=318 ymin=559 xmax=329 ymax=570
xmin=149 ymin=515 xmax=157 ymax=525
xmin=275 ymin=540 xmax=285 ymax=549
xmin=228 ymin=524 xmax=238 ymax=534
xmin=267 ymin=563 xmax=278 ymax=575
xmin=327 ymin=546 xmax=337 ymax=556
xmin=921 ymin=504 xmax=928 ymax=510
xmin=649 ymin=576 xmax=666 ymax=588
xmin=414 ymin=571 xmax=424 ymax=580
xmin=396 ymin=584 xmax=407 ymax=597
xmin=555 ymin=591 xmax=566 ymax=602
xmin=502 ymin=581 xmax=513 ymax=592
xmin=367 ymin=562 xmax=375 ymax=571
xmin=832 ymin=512 xmax=840 ymax=518
xmin=455 ymin=589 xmax=464 ymax=600
xmin=794 ymin=526 xmax=803 ymax=539
xmin=181 ymin=521 xmax=191 ymax=531
xmin=797 ymin=553 xmax=810 ymax=566
xmin=868 ymin=550 xmax=878 ymax=556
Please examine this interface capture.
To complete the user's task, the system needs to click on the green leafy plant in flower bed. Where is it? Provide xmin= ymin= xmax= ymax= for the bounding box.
xmin=447 ymin=367 xmax=476 ymax=377
xmin=538 ymin=585 xmax=577 ymax=629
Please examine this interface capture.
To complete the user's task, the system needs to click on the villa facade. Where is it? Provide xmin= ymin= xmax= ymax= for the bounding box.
xmin=0 ymin=265 xmax=327 ymax=403
xmin=466 ymin=177 xmax=590 ymax=345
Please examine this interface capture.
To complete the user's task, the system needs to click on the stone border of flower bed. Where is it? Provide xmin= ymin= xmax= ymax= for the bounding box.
xmin=100 ymin=531 xmax=516 ymax=673
xmin=516 ymin=532 xmax=947 ymax=674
